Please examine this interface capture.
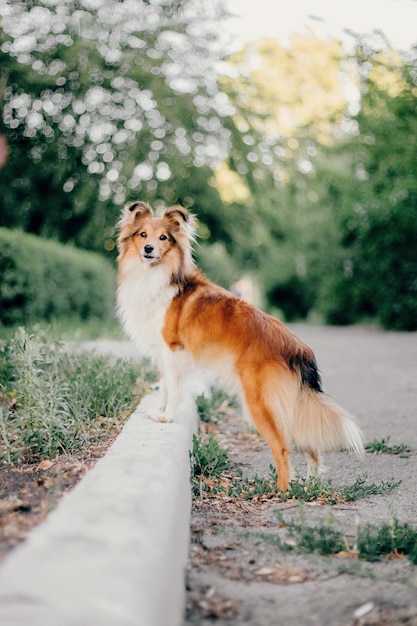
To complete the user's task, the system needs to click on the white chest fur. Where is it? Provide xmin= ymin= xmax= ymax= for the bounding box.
xmin=116 ymin=259 xmax=177 ymax=368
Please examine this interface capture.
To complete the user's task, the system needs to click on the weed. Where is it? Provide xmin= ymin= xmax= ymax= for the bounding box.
xmin=225 ymin=465 xmax=279 ymax=499
xmin=224 ymin=471 xmax=340 ymax=503
xmin=6 ymin=329 xmax=73 ymax=461
xmin=357 ymin=518 xmax=417 ymax=564
xmin=282 ymin=474 xmax=400 ymax=504
xmin=284 ymin=474 xmax=339 ymax=503
xmin=0 ymin=340 xmax=14 ymax=388
xmin=0 ymin=328 xmax=150 ymax=464
xmin=255 ymin=506 xmax=417 ymax=566
xmin=365 ymin=437 xmax=411 ymax=455
xmin=66 ymin=351 xmax=153 ymax=423
xmin=191 ymin=449 xmax=400 ymax=505
xmin=339 ymin=474 xmax=401 ymax=500
xmin=276 ymin=507 xmax=417 ymax=565
xmin=275 ymin=507 xmax=348 ymax=555
xmin=0 ymin=404 xmax=12 ymax=464
xmin=196 ymin=387 xmax=237 ymax=424
xmin=190 ymin=434 xmax=230 ymax=495
xmin=223 ymin=470 xmax=399 ymax=504
xmin=190 ymin=434 xmax=230 ymax=479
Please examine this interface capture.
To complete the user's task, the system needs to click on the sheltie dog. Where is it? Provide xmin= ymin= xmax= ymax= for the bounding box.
xmin=116 ymin=201 xmax=364 ymax=491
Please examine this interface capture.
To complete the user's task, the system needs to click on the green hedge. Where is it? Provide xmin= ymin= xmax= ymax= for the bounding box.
xmin=0 ymin=229 xmax=116 ymax=326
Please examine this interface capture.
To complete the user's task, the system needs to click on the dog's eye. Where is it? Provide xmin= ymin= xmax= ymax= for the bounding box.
xmin=159 ymin=234 xmax=167 ymax=241
xmin=139 ymin=231 xmax=147 ymax=238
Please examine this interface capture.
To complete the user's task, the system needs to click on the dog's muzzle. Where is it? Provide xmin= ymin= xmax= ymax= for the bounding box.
xmin=142 ymin=244 xmax=160 ymax=262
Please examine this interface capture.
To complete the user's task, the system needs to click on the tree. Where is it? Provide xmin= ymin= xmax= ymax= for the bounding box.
xmin=216 ymin=34 xmax=353 ymax=315
xmin=219 ymin=33 xmax=417 ymax=329
xmin=314 ymin=44 xmax=417 ymax=330
xmin=0 ymin=0 xmax=237 ymax=253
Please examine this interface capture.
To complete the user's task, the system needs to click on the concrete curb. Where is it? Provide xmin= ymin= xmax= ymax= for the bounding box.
xmin=0 ymin=392 xmax=198 ymax=626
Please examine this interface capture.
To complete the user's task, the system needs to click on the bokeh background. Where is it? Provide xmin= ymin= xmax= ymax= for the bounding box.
xmin=1 ymin=0 xmax=416 ymax=331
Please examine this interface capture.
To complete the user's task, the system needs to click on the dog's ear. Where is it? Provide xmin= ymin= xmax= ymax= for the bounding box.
xmin=164 ymin=205 xmax=190 ymax=229
xmin=125 ymin=201 xmax=153 ymax=223
xmin=164 ymin=205 xmax=197 ymax=243
xmin=117 ymin=202 xmax=153 ymax=249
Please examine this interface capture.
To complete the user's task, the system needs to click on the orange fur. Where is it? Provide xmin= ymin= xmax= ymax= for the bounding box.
xmin=117 ymin=201 xmax=364 ymax=491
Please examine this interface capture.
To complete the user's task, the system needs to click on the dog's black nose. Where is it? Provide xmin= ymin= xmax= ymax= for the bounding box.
xmin=144 ymin=244 xmax=154 ymax=254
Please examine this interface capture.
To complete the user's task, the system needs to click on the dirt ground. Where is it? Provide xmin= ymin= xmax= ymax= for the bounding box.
xmin=0 ymin=439 xmax=117 ymax=561
xmin=184 ymin=325 xmax=417 ymax=626
xmin=0 ymin=339 xmax=141 ymax=562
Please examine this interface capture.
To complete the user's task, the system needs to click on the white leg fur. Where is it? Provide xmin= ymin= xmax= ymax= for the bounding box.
xmin=306 ymin=454 xmax=327 ymax=478
xmin=145 ymin=376 xmax=170 ymax=423
xmin=146 ymin=347 xmax=194 ymax=423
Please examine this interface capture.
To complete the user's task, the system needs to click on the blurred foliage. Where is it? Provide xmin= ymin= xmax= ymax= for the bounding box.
xmin=220 ymin=35 xmax=417 ymax=330
xmin=312 ymin=44 xmax=417 ymax=329
xmin=0 ymin=1 xmax=416 ymax=330
xmin=216 ymin=34 xmax=356 ymax=309
xmin=0 ymin=228 xmax=116 ymax=326
xmin=221 ymin=33 xmax=350 ymax=139
xmin=0 ymin=0 xmax=237 ymax=253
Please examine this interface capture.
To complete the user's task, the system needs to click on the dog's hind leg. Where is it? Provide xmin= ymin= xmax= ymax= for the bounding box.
xmin=240 ymin=379 xmax=292 ymax=492
xmin=303 ymin=448 xmax=324 ymax=478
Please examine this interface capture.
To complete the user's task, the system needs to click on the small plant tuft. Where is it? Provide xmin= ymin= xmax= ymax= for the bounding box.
xmin=284 ymin=474 xmax=338 ymax=503
xmin=196 ymin=387 xmax=237 ymax=424
xmin=275 ymin=507 xmax=348 ymax=556
xmin=266 ymin=507 xmax=417 ymax=565
xmin=190 ymin=434 xmax=230 ymax=495
xmin=338 ymin=474 xmax=401 ymax=501
xmin=357 ymin=518 xmax=417 ymax=564
xmin=365 ymin=437 xmax=411 ymax=455
xmin=225 ymin=465 xmax=279 ymax=499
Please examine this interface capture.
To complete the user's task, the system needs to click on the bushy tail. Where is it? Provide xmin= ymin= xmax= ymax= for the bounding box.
xmin=291 ymin=388 xmax=364 ymax=457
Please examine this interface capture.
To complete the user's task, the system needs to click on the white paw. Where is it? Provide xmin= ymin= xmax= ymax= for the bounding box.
xmin=145 ymin=408 xmax=173 ymax=423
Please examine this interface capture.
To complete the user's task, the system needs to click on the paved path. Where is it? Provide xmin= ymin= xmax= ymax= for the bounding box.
xmin=293 ymin=325 xmax=417 ymax=526
xmin=0 ymin=327 xmax=416 ymax=626
xmin=187 ymin=324 xmax=417 ymax=626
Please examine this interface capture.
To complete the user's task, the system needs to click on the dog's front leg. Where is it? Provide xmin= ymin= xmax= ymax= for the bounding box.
xmin=157 ymin=375 xmax=168 ymax=412
xmin=146 ymin=377 xmax=172 ymax=423
xmin=162 ymin=351 xmax=181 ymax=423
xmin=146 ymin=346 xmax=183 ymax=423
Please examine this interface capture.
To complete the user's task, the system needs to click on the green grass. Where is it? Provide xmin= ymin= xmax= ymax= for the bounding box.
xmin=0 ymin=317 xmax=124 ymax=342
xmin=225 ymin=470 xmax=399 ymax=503
xmin=196 ymin=387 xmax=238 ymax=424
xmin=357 ymin=517 xmax=417 ymax=564
xmin=255 ymin=507 xmax=417 ymax=565
xmin=0 ymin=327 xmax=153 ymax=464
xmin=365 ymin=437 xmax=411 ymax=455
xmin=338 ymin=474 xmax=401 ymax=500
xmin=190 ymin=434 xmax=230 ymax=495
xmin=274 ymin=506 xmax=348 ymax=556
xmin=189 ymin=435 xmax=400 ymax=503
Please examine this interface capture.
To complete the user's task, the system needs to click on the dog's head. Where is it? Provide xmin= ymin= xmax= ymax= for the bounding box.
xmin=117 ymin=201 xmax=197 ymax=270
